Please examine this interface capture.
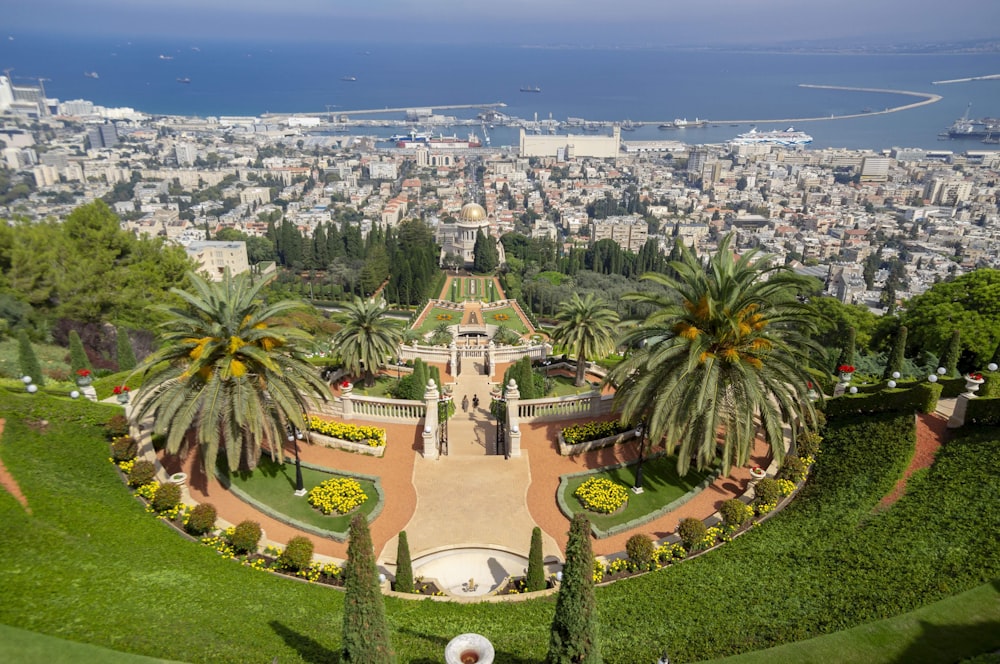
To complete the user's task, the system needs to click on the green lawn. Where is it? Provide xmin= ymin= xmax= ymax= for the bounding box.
xmin=414 ymin=305 xmax=460 ymax=334
xmin=547 ymin=374 xmax=600 ymax=397
xmin=225 ymin=456 xmax=380 ymax=536
xmin=483 ymin=306 xmax=529 ymax=333
xmin=561 ymin=456 xmax=713 ymax=532
xmin=448 ymin=276 xmax=498 ymax=302
xmin=0 ymin=337 xmax=70 ymax=380
xmin=3 ymin=390 xmax=1000 ymax=663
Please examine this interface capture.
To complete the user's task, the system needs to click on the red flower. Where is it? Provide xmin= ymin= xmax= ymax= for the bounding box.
xmin=806 ymin=381 xmax=813 ymax=389
xmin=968 ymin=373 xmax=983 ymax=381
xmin=837 ymin=365 xmax=855 ymax=373
xmin=341 ymin=380 xmax=352 ymax=388
xmin=76 ymin=368 xmax=91 ymax=377
xmin=113 ymin=385 xmax=130 ymax=395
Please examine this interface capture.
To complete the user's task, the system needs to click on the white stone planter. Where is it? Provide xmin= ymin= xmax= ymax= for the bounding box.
xmin=445 ymin=633 xmax=494 ymax=664
xmin=309 ymin=431 xmax=385 ymax=457
xmin=558 ymin=428 xmax=638 ymax=456
xmin=964 ymin=376 xmax=985 ymax=396
xmin=169 ymin=472 xmax=188 ymax=487
xmin=838 ymin=372 xmax=854 ymax=384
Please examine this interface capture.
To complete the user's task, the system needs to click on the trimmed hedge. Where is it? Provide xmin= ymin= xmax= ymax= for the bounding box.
xmin=824 ymin=382 xmax=942 ymax=417
xmin=965 ymin=397 xmax=1000 ymax=426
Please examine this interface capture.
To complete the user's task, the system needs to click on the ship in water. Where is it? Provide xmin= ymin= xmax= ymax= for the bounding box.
xmin=730 ymin=127 xmax=813 ymax=146
xmin=340 ymin=75 xmax=357 ymax=82
xmin=176 ymin=77 xmax=191 ymax=84
xmin=659 ymin=118 xmax=708 ymax=129
xmin=396 ymin=131 xmax=481 ymax=148
xmin=520 ymin=85 xmax=541 ymax=93
xmin=944 ymin=110 xmax=999 ymax=139
xmin=83 ymin=71 xmax=99 ymax=79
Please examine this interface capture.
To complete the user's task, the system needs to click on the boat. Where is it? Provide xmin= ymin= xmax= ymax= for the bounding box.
xmin=730 ymin=127 xmax=813 ymax=146
xmin=340 ymin=75 xmax=357 ymax=82
xmin=520 ymin=85 xmax=541 ymax=93
xmin=158 ymin=54 xmax=173 ymax=60
xmin=672 ymin=118 xmax=707 ymax=128
xmin=946 ymin=117 xmax=1000 ymax=139
xmin=83 ymin=71 xmax=99 ymax=79
xmin=176 ymin=77 xmax=191 ymax=84
xmin=620 ymin=119 xmax=637 ymax=131
xmin=398 ymin=132 xmax=482 ymax=148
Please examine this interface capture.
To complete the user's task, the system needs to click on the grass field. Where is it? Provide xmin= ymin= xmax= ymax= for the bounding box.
xmin=414 ymin=305 xmax=461 ymax=334
xmin=561 ymin=456 xmax=713 ymax=532
xmin=0 ymin=337 xmax=70 ymax=380
xmin=483 ymin=306 xmax=529 ymax=334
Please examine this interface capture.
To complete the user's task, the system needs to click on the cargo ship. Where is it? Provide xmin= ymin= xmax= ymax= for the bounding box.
xmin=520 ymin=85 xmax=541 ymax=93
xmin=396 ymin=132 xmax=482 ymax=148
xmin=945 ymin=116 xmax=1000 ymax=139
xmin=730 ymin=127 xmax=813 ymax=146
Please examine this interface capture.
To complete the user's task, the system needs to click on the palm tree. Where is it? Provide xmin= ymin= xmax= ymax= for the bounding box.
xmin=608 ymin=234 xmax=822 ymax=476
xmin=428 ymin=322 xmax=453 ymax=347
xmin=331 ymin=297 xmax=403 ymax=388
xmin=551 ymin=293 xmax=620 ymax=387
xmin=132 ymin=271 xmax=329 ymax=472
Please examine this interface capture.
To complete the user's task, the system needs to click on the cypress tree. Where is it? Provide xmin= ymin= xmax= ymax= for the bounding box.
xmin=883 ymin=325 xmax=907 ymax=380
xmin=547 ymin=513 xmax=600 ymax=664
xmin=17 ymin=329 xmax=45 ymax=387
xmin=116 ymin=326 xmax=137 ymax=372
xmin=412 ymin=358 xmax=428 ymax=395
xmin=342 ymin=515 xmax=395 ymax=664
xmin=835 ymin=326 xmax=856 ymax=372
xmin=394 ymin=531 xmax=413 ymax=594
xmin=526 ymin=526 xmax=546 ymax=592
xmin=941 ymin=329 xmax=961 ymax=377
xmin=68 ymin=329 xmax=91 ymax=375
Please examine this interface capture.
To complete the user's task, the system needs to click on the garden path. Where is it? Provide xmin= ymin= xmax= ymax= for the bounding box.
xmin=0 ymin=419 xmax=32 ymax=513
xmin=878 ymin=411 xmax=948 ymax=509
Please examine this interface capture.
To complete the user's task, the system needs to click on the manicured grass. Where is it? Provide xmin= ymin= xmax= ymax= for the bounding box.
xmin=414 ymin=305 xmax=460 ymax=334
xmin=0 ymin=623 xmax=181 ymax=663
xmin=447 ymin=276 xmax=498 ymax=302
xmin=225 ymin=456 xmax=380 ymax=534
xmin=0 ymin=337 xmax=70 ymax=380
xmin=548 ymin=374 xmax=600 ymax=396
xmin=561 ymin=456 xmax=712 ymax=531
xmin=350 ymin=374 xmax=398 ymax=398
xmin=483 ymin=306 xmax=529 ymax=333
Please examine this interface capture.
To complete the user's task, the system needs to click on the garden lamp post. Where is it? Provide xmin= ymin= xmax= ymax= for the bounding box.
xmin=633 ymin=422 xmax=647 ymax=494
xmin=290 ymin=427 xmax=306 ymax=496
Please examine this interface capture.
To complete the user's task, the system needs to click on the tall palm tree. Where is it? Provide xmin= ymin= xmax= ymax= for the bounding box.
xmin=551 ymin=292 xmax=620 ymax=387
xmin=132 ymin=271 xmax=329 ymax=472
xmin=608 ymin=234 xmax=822 ymax=476
xmin=331 ymin=297 xmax=403 ymax=388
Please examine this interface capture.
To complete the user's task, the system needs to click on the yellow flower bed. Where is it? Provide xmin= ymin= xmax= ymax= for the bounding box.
xmin=562 ymin=420 xmax=631 ymax=445
xmin=493 ymin=313 xmax=510 ymax=321
xmin=308 ymin=415 xmax=386 ymax=447
xmin=436 ymin=313 xmax=453 ymax=321
xmin=574 ymin=477 xmax=628 ymax=514
xmin=307 ymin=477 xmax=368 ymax=515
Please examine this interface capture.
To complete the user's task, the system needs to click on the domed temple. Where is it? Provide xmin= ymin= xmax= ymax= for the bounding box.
xmin=436 ymin=202 xmax=504 ymax=268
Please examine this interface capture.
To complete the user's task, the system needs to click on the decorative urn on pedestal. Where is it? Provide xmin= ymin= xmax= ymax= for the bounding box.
xmin=445 ymin=633 xmax=495 ymax=664
xmin=964 ymin=372 xmax=985 ymax=397
xmin=76 ymin=369 xmax=92 ymax=387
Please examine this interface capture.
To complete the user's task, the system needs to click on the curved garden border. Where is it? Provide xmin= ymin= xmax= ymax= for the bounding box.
xmin=216 ymin=460 xmax=384 ymax=542
xmin=308 ymin=430 xmax=386 ymax=457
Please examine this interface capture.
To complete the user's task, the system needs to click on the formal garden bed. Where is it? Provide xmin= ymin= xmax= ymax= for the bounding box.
xmin=557 ymin=419 xmax=637 ymax=455
xmin=306 ymin=415 xmax=386 ymax=457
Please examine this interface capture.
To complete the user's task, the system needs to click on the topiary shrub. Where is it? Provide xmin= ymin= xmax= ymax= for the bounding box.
xmin=526 ymin=526 xmax=546 ymax=591
xmin=152 ymin=482 xmax=181 ymax=512
xmin=625 ymin=533 xmax=655 ymax=570
xmin=394 ymin=531 xmax=414 ymax=593
xmin=796 ymin=430 xmax=822 ymax=458
xmin=185 ymin=503 xmax=217 ymax=536
xmin=677 ymin=517 xmax=708 ymax=551
xmin=719 ymin=498 xmax=754 ymax=528
xmin=278 ymin=536 xmax=315 ymax=571
xmin=128 ymin=460 xmax=156 ymax=487
xmin=753 ymin=477 xmax=781 ymax=512
xmin=110 ymin=436 xmax=137 ymax=462
xmin=777 ymin=455 xmax=808 ymax=483
xmin=231 ymin=520 xmax=262 ymax=554
xmin=104 ymin=414 xmax=130 ymax=439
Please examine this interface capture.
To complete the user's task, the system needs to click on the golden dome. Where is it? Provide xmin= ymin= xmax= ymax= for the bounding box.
xmin=458 ymin=203 xmax=487 ymax=223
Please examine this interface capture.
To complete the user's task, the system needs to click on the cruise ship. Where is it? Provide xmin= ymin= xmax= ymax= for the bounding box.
xmin=731 ymin=127 xmax=813 ymax=146
xmin=396 ymin=132 xmax=482 ymax=148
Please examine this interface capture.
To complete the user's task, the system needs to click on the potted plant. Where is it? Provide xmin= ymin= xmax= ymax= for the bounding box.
xmin=76 ymin=368 xmax=92 ymax=387
xmin=964 ymin=372 xmax=985 ymax=395
xmin=749 ymin=465 xmax=766 ymax=487
xmin=113 ymin=385 xmax=130 ymax=404
xmin=340 ymin=379 xmax=353 ymax=394
xmin=837 ymin=364 xmax=855 ymax=384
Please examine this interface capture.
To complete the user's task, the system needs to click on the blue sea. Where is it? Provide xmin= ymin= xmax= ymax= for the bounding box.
xmin=3 ymin=33 xmax=1000 ymax=150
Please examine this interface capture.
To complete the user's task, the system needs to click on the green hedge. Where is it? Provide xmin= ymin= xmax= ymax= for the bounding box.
xmin=823 ymin=382 xmax=942 ymax=418
xmin=965 ymin=397 xmax=1000 ymax=426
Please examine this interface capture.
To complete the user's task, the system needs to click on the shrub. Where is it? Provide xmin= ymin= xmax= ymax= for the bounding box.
xmin=625 ymin=533 xmax=655 ymax=570
xmin=394 ymin=531 xmax=414 ymax=593
xmin=152 ymin=482 xmax=181 ymax=513
xmin=68 ymin=329 xmax=91 ymax=375
xmin=796 ymin=430 xmax=822 ymax=458
xmin=777 ymin=456 xmax=808 ymax=483
xmin=110 ymin=435 xmax=137 ymax=462
xmin=127 ymin=460 xmax=156 ymax=487
xmin=574 ymin=477 xmax=629 ymax=514
xmin=230 ymin=520 xmax=262 ymax=554
xmin=677 ymin=517 xmax=708 ymax=551
xmin=104 ymin=414 xmax=130 ymax=439
xmin=526 ymin=526 xmax=546 ymax=591
xmin=753 ymin=477 xmax=781 ymax=512
xmin=185 ymin=503 xmax=217 ymax=536
xmin=278 ymin=536 xmax=315 ymax=571
xmin=719 ymin=499 xmax=754 ymax=528
xmin=561 ymin=419 xmax=631 ymax=445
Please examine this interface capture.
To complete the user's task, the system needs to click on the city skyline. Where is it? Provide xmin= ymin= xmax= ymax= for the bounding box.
xmin=6 ymin=0 xmax=1000 ymax=47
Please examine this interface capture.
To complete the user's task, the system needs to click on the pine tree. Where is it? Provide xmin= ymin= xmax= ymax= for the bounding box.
xmin=883 ymin=325 xmax=907 ymax=379
xmin=116 ymin=326 xmax=137 ymax=371
xmin=17 ymin=329 xmax=45 ymax=387
xmin=941 ymin=329 xmax=961 ymax=377
xmin=547 ymin=513 xmax=600 ymax=664
xmin=526 ymin=526 xmax=546 ymax=592
xmin=342 ymin=515 xmax=395 ymax=663
xmin=394 ymin=531 xmax=413 ymax=594
xmin=68 ymin=329 xmax=91 ymax=375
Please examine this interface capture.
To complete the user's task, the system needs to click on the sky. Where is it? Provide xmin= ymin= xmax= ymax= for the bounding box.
xmin=5 ymin=0 xmax=1000 ymax=46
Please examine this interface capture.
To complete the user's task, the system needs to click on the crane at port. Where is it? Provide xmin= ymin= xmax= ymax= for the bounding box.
xmin=481 ymin=122 xmax=490 ymax=146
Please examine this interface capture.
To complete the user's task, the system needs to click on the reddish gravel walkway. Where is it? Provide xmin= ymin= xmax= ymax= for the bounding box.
xmin=878 ymin=413 xmax=947 ymax=508
xmin=0 ymin=419 xmax=32 ymax=513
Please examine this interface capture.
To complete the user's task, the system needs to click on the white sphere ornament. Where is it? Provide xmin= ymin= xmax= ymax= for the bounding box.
xmin=891 ymin=371 xmax=901 ymax=379
xmin=989 ymin=363 xmax=998 ymax=372
xmin=26 ymin=384 xmax=38 ymax=394
xmin=70 ymin=390 xmax=80 ymax=399
xmin=21 ymin=375 xmax=32 ymax=384
xmin=928 ymin=374 xmax=938 ymax=383
xmin=849 ymin=386 xmax=858 ymax=394
xmin=887 ymin=380 xmax=897 ymax=389
xmin=937 ymin=367 xmax=947 ymax=375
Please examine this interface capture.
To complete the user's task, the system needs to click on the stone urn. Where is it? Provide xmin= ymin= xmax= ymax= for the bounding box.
xmin=838 ymin=371 xmax=853 ymax=384
xmin=169 ymin=472 xmax=188 ymax=488
xmin=964 ymin=374 xmax=985 ymax=397
xmin=445 ymin=634 xmax=494 ymax=664
xmin=76 ymin=373 xmax=93 ymax=387
xmin=749 ymin=466 xmax=766 ymax=488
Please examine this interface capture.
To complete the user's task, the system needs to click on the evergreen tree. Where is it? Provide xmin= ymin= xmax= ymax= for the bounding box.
xmin=68 ymin=329 xmax=91 ymax=375
xmin=883 ymin=325 xmax=907 ymax=379
xmin=394 ymin=531 xmax=414 ymax=594
xmin=836 ymin=326 xmax=856 ymax=372
xmin=991 ymin=339 xmax=1000 ymax=367
xmin=941 ymin=329 xmax=961 ymax=377
xmin=342 ymin=515 xmax=395 ymax=664
xmin=17 ymin=329 xmax=45 ymax=386
xmin=546 ymin=514 xmax=600 ymax=664
xmin=412 ymin=358 xmax=428 ymax=394
xmin=116 ymin=326 xmax=137 ymax=371
xmin=527 ymin=526 xmax=546 ymax=592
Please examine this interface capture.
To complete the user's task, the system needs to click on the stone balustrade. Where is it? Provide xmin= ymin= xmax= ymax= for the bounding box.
xmin=516 ymin=392 xmax=613 ymax=423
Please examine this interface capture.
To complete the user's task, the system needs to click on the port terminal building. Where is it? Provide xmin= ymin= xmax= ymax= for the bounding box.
xmin=519 ymin=127 xmax=620 ymax=159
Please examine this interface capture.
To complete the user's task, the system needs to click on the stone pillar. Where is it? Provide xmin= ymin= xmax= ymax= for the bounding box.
xmin=947 ymin=393 xmax=973 ymax=429
xmin=422 ymin=379 xmax=440 ymax=459
xmin=340 ymin=390 xmax=354 ymax=420
xmin=449 ymin=342 xmax=458 ymax=377
xmin=487 ymin=341 xmax=496 ymax=379
xmin=504 ymin=379 xmax=522 ymax=458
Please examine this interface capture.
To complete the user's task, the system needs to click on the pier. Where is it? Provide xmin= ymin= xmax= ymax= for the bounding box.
xmin=263 ymin=102 xmax=507 ymax=120
xmin=932 ymin=74 xmax=1000 ymax=85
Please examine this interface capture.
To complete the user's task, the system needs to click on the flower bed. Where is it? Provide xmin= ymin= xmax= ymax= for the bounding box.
xmin=574 ymin=477 xmax=629 ymax=514
xmin=558 ymin=420 xmax=636 ymax=455
xmin=307 ymin=477 xmax=368 ymax=515
xmin=307 ymin=415 xmax=385 ymax=447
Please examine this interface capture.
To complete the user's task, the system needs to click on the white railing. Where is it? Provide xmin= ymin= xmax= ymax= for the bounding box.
xmin=399 ymin=344 xmax=452 ymax=364
xmin=345 ymin=395 xmax=427 ymax=422
xmin=516 ymin=392 xmax=614 ymax=422
xmin=493 ymin=343 xmax=548 ymax=364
